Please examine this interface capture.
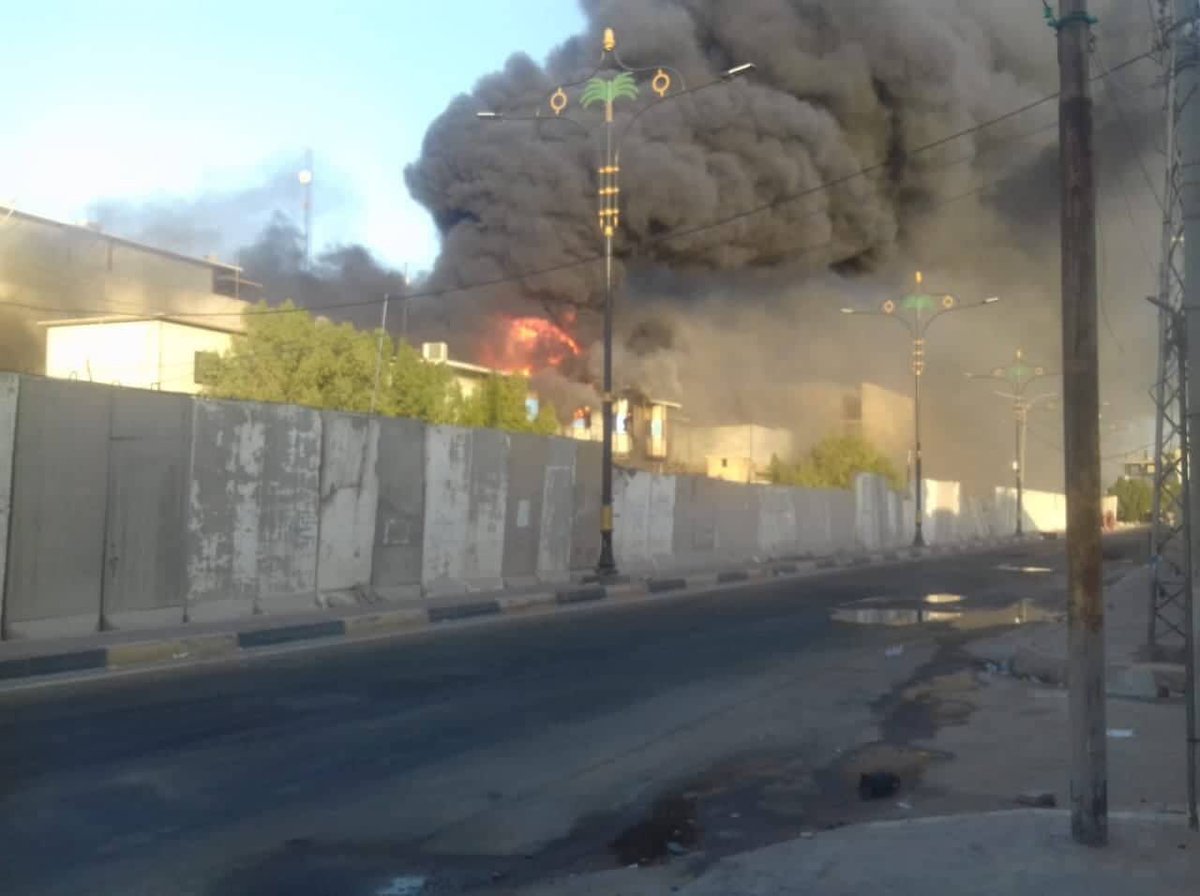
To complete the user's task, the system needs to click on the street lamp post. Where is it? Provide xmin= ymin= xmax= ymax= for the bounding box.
xmin=965 ymin=350 xmax=1058 ymax=537
xmin=842 ymin=272 xmax=999 ymax=548
xmin=479 ymin=28 xmax=754 ymax=577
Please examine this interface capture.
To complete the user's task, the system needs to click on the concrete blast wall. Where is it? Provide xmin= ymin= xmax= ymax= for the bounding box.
xmin=0 ymin=377 xmax=1074 ymax=640
xmin=0 ymin=374 xmax=16 ymax=631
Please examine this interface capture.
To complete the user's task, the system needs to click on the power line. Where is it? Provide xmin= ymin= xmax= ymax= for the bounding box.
xmin=0 ymin=47 xmax=1159 ymax=324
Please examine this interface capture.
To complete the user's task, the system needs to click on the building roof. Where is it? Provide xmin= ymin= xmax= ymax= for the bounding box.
xmin=445 ymin=359 xmax=500 ymax=377
xmin=37 ymin=314 xmax=243 ymax=335
xmin=0 ymin=203 xmax=246 ymax=274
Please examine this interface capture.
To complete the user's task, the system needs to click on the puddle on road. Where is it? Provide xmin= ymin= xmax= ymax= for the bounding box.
xmin=610 ymin=795 xmax=700 ymax=866
xmin=832 ymin=597 xmax=1060 ymax=630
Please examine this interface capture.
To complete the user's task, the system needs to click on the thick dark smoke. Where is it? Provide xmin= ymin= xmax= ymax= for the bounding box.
xmin=237 ymin=215 xmax=408 ymax=331
xmin=89 ymin=165 xmax=341 ymax=264
xmin=407 ymin=0 xmax=1161 ymax=490
xmin=91 ymin=168 xmax=409 ymax=332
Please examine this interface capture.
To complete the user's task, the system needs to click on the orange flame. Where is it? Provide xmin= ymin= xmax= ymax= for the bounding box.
xmin=483 ymin=316 xmax=581 ymax=376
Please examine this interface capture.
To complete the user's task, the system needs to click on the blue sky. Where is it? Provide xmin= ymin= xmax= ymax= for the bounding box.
xmin=0 ymin=1 xmax=586 ymax=270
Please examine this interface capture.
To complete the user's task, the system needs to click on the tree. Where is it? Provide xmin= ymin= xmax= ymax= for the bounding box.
xmin=768 ymin=434 xmax=903 ymax=491
xmin=205 ymin=303 xmax=564 ymax=437
xmin=1108 ymin=476 xmax=1152 ymax=523
xmin=204 ymin=301 xmax=379 ymax=411
xmin=381 ymin=341 xmax=456 ymax=424
xmin=454 ymin=374 xmax=562 ymax=436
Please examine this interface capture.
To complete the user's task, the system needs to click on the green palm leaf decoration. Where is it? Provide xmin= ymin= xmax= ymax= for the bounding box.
xmin=581 ymin=78 xmax=611 ymax=109
xmin=609 ymin=72 xmax=639 ymax=102
xmin=581 ymin=73 xmax=640 ymax=120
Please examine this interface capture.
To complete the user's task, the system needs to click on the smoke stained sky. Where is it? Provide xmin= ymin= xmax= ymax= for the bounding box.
xmin=0 ymin=1 xmax=1168 ymax=490
xmin=0 ymin=1 xmax=586 ymax=270
xmin=407 ymin=0 xmax=1162 ymax=490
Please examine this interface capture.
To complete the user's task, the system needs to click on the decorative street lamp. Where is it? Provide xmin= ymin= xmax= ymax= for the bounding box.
xmin=965 ymin=350 xmax=1058 ymax=537
xmin=842 ymin=272 xmax=999 ymax=548
xmin=478 ymin=27 xmax=754 ymax=577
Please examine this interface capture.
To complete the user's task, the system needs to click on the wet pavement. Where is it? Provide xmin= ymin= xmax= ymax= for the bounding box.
xmin=0 ymin=533 xmax=1146 ymax=895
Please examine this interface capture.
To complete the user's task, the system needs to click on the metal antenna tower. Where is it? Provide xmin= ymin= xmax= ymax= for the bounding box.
xmin=1149 ymin=0 xmax=1192 ymax=657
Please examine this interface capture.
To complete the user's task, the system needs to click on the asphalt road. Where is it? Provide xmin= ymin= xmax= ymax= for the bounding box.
xmin=0 ymin=533 xmax=1144 ymax=895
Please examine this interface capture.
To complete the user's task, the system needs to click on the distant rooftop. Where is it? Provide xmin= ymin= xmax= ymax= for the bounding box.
xmin=0 ymin=203 xmax=250 ymax=275
xmin=37 ymin=314 xmax=243 ymax=335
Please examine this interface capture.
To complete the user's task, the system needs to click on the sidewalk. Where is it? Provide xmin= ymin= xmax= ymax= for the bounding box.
xmin=0 ymin=536 xmax=1022 ymax=685
xmin=612 ymin=810 xmax=1194 ymax=896
xmin=966 ymin=563 xmax=1186 ymax=698
xmin=510 ymin=811 xmax=1196 ymax=896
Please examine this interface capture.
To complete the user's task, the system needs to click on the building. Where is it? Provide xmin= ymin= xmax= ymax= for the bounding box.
xmin=1 ymin=204 xmax=255 ymax=374
xmin=672 ymin=424 xmax=794 ymax=484
xmin=42 ymin=316 xmax=240 ymax=395
xmin=671 ymin=382 xmax=913 ymax=484
xmin=421 ymin=341 xmax=546 ymax=421
xmin=567 ymin=393 xmax=682 ymax=466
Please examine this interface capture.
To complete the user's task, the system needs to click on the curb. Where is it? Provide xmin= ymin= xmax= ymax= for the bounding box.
xmin=0 ymin=535 xmax=1044 ymax=686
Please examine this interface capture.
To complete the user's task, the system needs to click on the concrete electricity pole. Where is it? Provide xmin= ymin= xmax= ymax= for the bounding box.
xmin=1055 ymin=0 xmax=1107 ymax=846
xmin=1177 ymin=0 xmax=1200 ymax=831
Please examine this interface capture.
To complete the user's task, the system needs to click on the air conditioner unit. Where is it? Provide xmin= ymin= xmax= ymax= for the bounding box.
xmin=422 ymin=342 xmax=449 ymax=364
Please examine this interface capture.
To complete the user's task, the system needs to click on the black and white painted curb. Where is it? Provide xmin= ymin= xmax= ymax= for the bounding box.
xmin=0 ymin=535 xmax=1041 ymax=685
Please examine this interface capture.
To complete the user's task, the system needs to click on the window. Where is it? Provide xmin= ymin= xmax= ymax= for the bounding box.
xmin=194 ymin=351 xmax=221 ymax=386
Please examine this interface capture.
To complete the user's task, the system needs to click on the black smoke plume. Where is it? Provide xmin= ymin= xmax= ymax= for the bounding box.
xmin=406 ymin=0 xmax=1161 ymax=489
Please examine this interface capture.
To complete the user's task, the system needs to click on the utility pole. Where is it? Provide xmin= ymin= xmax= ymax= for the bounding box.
xmin=370 ymin=294 xmax=390 ymax=415
xmin=965 ymin=350 xmax=1057 ymax=537
xmin=1149 ymin=0 xmax=1190 ymax=658
xmin=477 ymin=30 xmax=754 ymax=577
xmin=842 ymin=275 xmax=999 ymax=548
xmin=1055 ymin=0 xmax=1107 ymax=846
xmin=299 ymin=149 xmax=314 ymax=272
xmin=1176 ymin=0 xmax=1200 ymax=832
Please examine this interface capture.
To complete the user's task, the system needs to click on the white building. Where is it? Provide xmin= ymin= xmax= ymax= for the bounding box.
xmin=42 ymin=316 xmax=241 ymax=395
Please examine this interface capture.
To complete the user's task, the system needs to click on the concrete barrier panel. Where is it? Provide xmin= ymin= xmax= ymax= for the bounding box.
xmin=503 ymin=433 xmax=549 ymax=584
xmin=318 ymin=413 xmax=380 ymax=598
xmin=793 ymin=488 xmax=830 ymax=556
xmin=422 ymin=426 xmax=508 ymax=592
xmin=0 ymin=374 xmax=16 ymax=634
xmin=102 ymin=389 xmax=192 ymax=630
xmin=854 ymin=475 xmax=885 ymax=551
xmin=672 ymin=474 xmax=718 ymax=566
xmin=923 ymin=479 xmax=961 ymax=545
xmin=372 ymin=417 xmax=426 ymax=600
xmin=254 ymin=404 xmax=321 ymax=613
xmin=613 ymin=468 xmax=651 ymax=571
xmin=570 ymin=441 xmax=602 ymax=571
xmin=648 ymin=474 xmax=677 ymax=563
xmin=537 ymin=438 xmax=576 ymax=581
xmin=186 ymin=400 xmax=264 ymax=621
xmin=827 ymin=488 xmax=857 ymax=551
xmin=757 ymin=485 xmax=798 ymax=557
xmin=5 ymin=378 xmax=111 ymax=638
xmin=714 ymin=480 xmax=758 ymax=560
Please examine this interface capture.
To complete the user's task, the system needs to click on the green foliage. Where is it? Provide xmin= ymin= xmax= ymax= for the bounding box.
xmin=581 ymin=72 xmax=639 ymax=108
xmin=204 ymin=303 xmax=559 ymax=435
xmin=381 ymin=341 xmax=456 ymax=424
xmin=767 ymin=435 xmax=904 ymax=492
xmin=1108 ymin=476 xmax=1152 ymax=523
xmin=454 ymin=375 xmax=561 ymax=435
xmin=204 ymin=301 xmax=379 ymax=411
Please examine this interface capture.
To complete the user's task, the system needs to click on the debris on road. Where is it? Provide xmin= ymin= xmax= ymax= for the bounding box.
xmin=858 ymin=771 xmax=901 ymax=800
xmin=1016 ymin=791 xmax=1057 ymax=808
xmin=1107 ymin=728 xmax=1136 ymax=739
xmin=885 ymin=646 xmax=905 ymax=657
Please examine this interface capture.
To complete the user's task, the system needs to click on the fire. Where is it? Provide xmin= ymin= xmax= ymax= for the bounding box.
xmin=483 ymin=316 xmax=581 ymax=376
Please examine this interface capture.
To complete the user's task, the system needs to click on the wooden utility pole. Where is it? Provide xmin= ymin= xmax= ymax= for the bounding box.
xmin=1056 ymin=0 xmax=1107 ymax=846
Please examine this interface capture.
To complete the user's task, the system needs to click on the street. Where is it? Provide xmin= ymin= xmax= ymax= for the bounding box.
xmin=0 ymin=533 xmax=1147 ymax=895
